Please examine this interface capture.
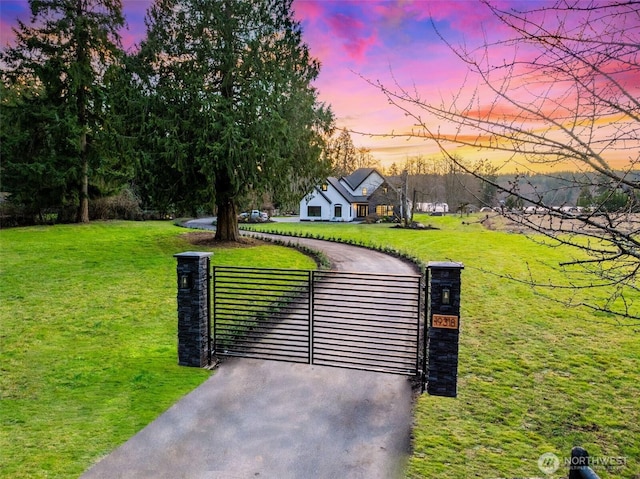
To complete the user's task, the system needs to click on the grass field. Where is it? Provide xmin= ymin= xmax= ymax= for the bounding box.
xmin=0 ymin=221 xmax=316 ymax=479
xmin=247 ymin=215 xmax=639 ymax=479
xmin=1 ymin=218 xmax=637 ymax=478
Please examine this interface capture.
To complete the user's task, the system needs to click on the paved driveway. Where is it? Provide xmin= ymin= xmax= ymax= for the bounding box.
xmin=81 ymin=222 xmax=419 ymax=479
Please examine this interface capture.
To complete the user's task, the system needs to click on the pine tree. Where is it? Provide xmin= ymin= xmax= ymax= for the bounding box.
xmin=1 ymin=0 xmax=126 ymax=223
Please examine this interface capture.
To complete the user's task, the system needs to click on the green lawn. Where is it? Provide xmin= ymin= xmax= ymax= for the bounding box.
xmin=246 ymin=215 xmax=640 ymax=479
xmin=0 ymin=221 xmax=316 ymax=479
xmin=1 ymin=218 xmax=637 ymax=478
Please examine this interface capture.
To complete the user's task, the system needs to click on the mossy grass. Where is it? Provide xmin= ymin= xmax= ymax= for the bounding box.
xmin=0 ymin=221 xmax=316 ymax=478
xmin=245 ymin=214 xmax=639 ymax=478
xmin=1 ymin=218 xmax=637 ymax=478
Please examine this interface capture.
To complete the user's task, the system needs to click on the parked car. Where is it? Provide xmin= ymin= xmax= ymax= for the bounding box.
xmin=239 ymin=210 xmax=269 ymax=222
xmin=250 ymin=210 xmax=268 ymax=220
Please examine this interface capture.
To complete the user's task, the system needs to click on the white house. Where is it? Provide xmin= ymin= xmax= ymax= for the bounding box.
xmin=300 ymin=168 xmax=398 ymax=221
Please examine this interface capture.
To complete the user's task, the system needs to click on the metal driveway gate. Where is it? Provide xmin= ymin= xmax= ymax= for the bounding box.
xmin=212 ymin=266 xmax=422 ymax=377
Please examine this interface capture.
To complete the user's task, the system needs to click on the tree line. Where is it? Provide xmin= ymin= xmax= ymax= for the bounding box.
xmin=1 ymin=0 xmax=334 ymax=240
xmin=384 ymin=154 xmax=640 ymax=215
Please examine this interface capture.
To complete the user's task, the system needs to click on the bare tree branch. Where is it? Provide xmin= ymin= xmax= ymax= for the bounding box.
xmin=369 ymin=1 xmax=640 ymax=322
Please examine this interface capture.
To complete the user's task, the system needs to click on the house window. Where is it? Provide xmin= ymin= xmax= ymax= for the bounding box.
xmin=357 ymin=204 xmax=368 ymax=217
xmin=334 ymin=205 xmax=342 ymax=217
xmin=321 ymin=184 xmax=328 ymax=191
xmin=308 ymin=206 xmax=321 ymax=217
xmin=362 ymin=187 xmax=367 ymax=195
xmin=376 ymin=205 xmax=394 ymax=216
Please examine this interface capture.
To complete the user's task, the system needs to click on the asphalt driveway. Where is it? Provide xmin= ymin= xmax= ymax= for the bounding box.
xmin=81 ymin=221 xmax=420 ymax=479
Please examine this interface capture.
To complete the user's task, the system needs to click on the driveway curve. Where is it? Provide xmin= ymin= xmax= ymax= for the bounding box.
xmin=184 ymin=218 xmax=420 ymax=275
xmin=81 ymin=220 xmax=419 ymax=479
xmin=250 ymin=233 xmax=419 ymax=275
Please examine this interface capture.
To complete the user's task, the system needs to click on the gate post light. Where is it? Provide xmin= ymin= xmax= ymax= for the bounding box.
xmin=441 ymin=287 xmax=450 ymax=305
xmin=179 ymin=273 xmax=192 ymax=290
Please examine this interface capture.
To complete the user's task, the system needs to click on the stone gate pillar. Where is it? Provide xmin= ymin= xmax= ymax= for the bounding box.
xmin=426 ymin=261 xmax=464 ymax=397
xmin=174 ymin=252 xmax=212 ymax=367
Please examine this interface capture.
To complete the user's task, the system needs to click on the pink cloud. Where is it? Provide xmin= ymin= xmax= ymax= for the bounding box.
xmin=293 ymin=0 xmax=325 ymax=22
xmin=370 ymin=0 xmax=515 ymax=41
xmin=340 ymin=32 xmax=378 ymax=63
xmin=326 ymin=12 xmax=378 ymax=63
xmin=371 ymin=1 xmax=430 ymax=27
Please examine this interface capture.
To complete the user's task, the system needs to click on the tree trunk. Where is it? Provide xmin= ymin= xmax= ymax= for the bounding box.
xmin=215 ymin=171 xmax=239 ymax=241
xmin=77 ymin=142 xmax=89 ymax=223
xmin=215 ymin=197 xmax=239 ymax=241
xmin=75 ymin=0 xmax=90 ymax=223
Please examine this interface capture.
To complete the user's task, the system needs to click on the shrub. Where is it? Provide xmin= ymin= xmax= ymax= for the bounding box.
xmin=90 ymin=188 xmax=143 ymax=220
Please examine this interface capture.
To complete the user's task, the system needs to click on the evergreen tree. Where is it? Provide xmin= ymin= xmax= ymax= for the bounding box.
xmin=327 ymin=128 xmax=357 ymax=177
xmin=136 ymin=0 xmax=334 ymax=240
xmin=1 ymin=0 xmax=127 ymax=223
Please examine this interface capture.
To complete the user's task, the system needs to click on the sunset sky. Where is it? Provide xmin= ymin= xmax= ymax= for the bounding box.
xmin=1 ymin=1 xmax=638 ymax=171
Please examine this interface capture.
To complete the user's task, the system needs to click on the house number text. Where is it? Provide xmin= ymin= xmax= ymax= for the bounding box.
xmin=432 ymin=314 xmax=459 ymax=329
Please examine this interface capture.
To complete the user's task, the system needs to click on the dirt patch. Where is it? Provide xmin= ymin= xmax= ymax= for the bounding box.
xmin=182 ymin=231 xmax=266 ymax=248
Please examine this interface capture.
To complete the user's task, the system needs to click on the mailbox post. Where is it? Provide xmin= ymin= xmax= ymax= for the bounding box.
xmin=174 ymin=252 xmax=212 ymax=367
xmin=425 ymin=261 xmax=464 ymax=397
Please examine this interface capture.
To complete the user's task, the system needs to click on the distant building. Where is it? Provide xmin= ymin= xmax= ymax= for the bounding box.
xmin=415 ymin=202 xmax=449 ymax=214
xmin=300 ymin=168 xmax=402 ymax=221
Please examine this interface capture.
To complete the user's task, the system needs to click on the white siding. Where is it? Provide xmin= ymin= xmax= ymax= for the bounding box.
xmin=300 ymin=187 xmax=354 ymax=221
xmin=300 ymin=188 xmax=353 ymax=221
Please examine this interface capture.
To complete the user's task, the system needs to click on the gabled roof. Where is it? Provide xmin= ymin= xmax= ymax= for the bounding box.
xmin=342 ymin=168 xmax=377 ymax=190
xmin=310 ymin=169 xmax=388 ymax=206
xmin=327 ymin=177 xmax=357 ymax=204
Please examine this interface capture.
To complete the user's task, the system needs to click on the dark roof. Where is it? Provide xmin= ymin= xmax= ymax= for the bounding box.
xmin=327 ymin=177 xmax=357 ymax=203
xmin=316 ymin=169 xmax=387 ymax=205
xmin=342 ymin=168 xmax=376 ymax=190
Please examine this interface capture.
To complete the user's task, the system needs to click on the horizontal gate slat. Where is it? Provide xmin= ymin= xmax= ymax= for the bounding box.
xmin=313 ymin=332 xmax=417 ymax=348
xmin=218 ymin=340 xmax=309 ymax=351
xmin=313 ymin=338 xmax=417 ymax=356
xmin=312 ymin=357 xmax=417 ymax=375
xmin=215 ymin=315 xmax=309 ymax=325
xmin=313 ymin=316 xmax=419 ymax=329
xmin=313 ymin=326 xmax=418 ymax=338
xmin=313 ymin=353 xmax=416 ymax=370
xmin=220 ymin=351 xmax=309 ymax=363
xmin=313 ymin=345 xmax=417 ymax=362
xmin=315 ymin=306 xmax=418 ymax=315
